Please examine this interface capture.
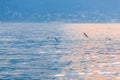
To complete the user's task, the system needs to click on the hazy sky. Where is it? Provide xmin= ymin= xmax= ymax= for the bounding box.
xmin=1 ymin=0 xmax=120 ymax=22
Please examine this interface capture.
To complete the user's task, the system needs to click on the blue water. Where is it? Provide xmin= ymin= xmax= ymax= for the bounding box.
xmin=0 ymin=23 xmax=66 ymax=80
xmin=1 ymin=0 xmax=120 ymax=22
xmin=0 ymin=23 xmax=120 ymax=80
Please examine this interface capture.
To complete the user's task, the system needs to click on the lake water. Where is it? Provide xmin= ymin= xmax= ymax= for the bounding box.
xmin=0 ymin=23 xmax=120 ymax=80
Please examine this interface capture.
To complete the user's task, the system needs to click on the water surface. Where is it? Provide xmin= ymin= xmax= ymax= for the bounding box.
xmin=0 ymin=23 xmax=120 ymax=80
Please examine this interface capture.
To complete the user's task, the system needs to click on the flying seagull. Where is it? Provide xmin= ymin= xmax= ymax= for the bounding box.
xmin=55 ymin=37 xmax=58 ymax=42
xmin=83 ymin=32 xmax=88 ymax=38
xmin=47 ymin=36 xmax=59 ymax=42
xmin=106 ymin=37 xmax=112 ymax=41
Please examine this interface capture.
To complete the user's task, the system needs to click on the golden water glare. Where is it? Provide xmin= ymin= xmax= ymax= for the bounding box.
xmin=56 ymin=24 xmax=120 ymax=80
xmin=63 ymin=24 xmax=120 ymax=40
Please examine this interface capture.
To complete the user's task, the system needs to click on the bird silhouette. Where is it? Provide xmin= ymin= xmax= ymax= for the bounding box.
xmin=55 ymin=37 xmax=58 ymax=42
xmin=83 ymin=32 xmax=88 ymax=38
xmin=106 ymin=37 xmax=112 ymax=41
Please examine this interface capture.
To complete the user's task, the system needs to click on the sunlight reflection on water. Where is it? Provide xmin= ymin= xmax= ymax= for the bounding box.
xmin=0 ymin=23 xmax=120 ymax=80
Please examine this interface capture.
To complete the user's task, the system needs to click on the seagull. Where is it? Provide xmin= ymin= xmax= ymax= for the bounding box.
xmin=47 ymin=36 xmax=59 ymax=42
xmin=83 ymin=32 xmax=88 ymax=38
xmin=106 ymin=37 xmax=112 ymax=41
xmin=55 ymin=37 xmax=58 ymax=42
